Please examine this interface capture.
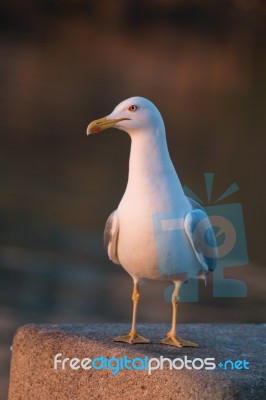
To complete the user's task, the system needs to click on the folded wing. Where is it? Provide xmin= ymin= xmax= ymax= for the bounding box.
xmin=104 ymin=210 xmax=120 ymax=265
xmin=184 ymin=197 xmax=217 ymax=272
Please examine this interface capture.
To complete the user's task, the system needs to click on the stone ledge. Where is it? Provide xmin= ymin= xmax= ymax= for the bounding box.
xmin=8 ymin=323 xmax=266 ymax=400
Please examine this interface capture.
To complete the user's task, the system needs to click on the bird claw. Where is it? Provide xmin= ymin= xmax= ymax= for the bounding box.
xmin=113 ymin=332 xmax=150 ymax=344
xmin=160 ymin=335 xmax=199 ymax=348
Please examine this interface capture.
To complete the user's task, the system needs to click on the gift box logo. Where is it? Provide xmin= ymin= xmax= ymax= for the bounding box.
xmin=153 ymin=173 xmax=249 ymax=302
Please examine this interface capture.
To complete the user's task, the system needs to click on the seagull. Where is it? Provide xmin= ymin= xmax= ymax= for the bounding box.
xmin=87 ymin=97 xmax=217 ymax=347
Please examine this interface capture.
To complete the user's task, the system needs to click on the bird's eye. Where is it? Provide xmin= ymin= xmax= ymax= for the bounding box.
xmin=128 ymin=105 xmax=138 ymax=112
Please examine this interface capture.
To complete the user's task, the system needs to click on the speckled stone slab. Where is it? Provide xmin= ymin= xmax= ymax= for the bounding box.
xmin=8 ymin=324 xmax=266 ymax=399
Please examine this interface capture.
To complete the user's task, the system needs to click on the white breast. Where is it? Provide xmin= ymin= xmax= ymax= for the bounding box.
xmin=116 ymin=130 xmax=200 ymax=281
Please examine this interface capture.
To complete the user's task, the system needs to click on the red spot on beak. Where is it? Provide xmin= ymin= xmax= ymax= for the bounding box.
xmin=91 ymin=126 xmax=101 ymax=134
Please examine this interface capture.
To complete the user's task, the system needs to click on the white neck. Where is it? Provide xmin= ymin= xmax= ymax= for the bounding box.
xmin=117 ymin=123 xmax=191 ymax=216
xmin=129 ymin=125 xmax=173 ymax=177
xmin=126 ymin=126 xmax=187 ymax=206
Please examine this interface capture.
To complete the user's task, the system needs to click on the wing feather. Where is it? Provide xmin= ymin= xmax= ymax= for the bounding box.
xmin=184 ymin=197 xmax=217 ymax=272
xmin=103 ymin=210 xmax=120 ymax=265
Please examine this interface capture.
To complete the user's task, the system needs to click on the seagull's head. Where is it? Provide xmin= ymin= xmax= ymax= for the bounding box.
xmin=86 ymin=96 xmax=165 ymax=137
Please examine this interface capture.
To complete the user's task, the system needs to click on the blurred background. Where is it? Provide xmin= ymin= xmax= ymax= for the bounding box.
xmin=0 ymin=0 xmax=266 ymax=398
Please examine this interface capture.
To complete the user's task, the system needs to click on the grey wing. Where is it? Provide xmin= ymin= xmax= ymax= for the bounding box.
xmin=103 ymin=210 xmax=120 ymax=265
xmin=184 ymin=197 xmax=217 ymax=272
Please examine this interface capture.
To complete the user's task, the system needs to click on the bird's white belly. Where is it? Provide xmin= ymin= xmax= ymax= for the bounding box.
xmin=117 ymin=209 xmax=159 ymax=280
xmin=117 ymin=192 xmax=201 ymax=282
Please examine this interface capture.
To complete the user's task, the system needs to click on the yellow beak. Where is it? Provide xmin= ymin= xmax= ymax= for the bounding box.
xmin=86 ymin=116 xmax=130 ymax=135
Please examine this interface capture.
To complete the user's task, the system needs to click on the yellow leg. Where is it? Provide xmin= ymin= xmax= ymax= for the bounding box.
xmin=113 ymin=281 xmax=150 ymax=344
xmin=160 ymin=281 xmax=199 ymax=348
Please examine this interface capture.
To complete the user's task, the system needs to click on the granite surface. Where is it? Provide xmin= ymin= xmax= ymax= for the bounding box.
xmin=8 ymin=323 xmax=266 ymax=399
